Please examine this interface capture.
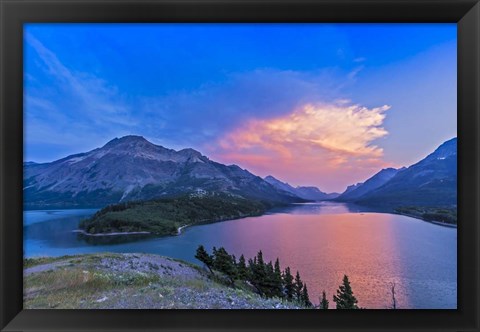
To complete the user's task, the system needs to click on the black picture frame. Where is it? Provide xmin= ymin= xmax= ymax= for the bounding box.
xmin=1 ymin=0 xmax=479 ymax=331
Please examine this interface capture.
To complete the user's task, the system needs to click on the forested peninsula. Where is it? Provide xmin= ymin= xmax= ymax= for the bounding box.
xmin=79 ymin=193 xmax=270 ymax=237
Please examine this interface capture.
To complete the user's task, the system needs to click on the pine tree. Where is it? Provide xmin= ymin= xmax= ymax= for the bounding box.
xmin=255 ymin=251 xmax=267 ymax=283
xmin=333 ymin=275 xmax=359 ymax=309
xmin=250 ymin=250 xmax=268 ymax=296
xmin=294 ymin=271 xmax=304 ymax=302
xmin=302 ymin=284 xmax=312 ymax=307
xmin=319 ymin=290 xmax=329 ymax=309
xmin=282 ymin=266 xmax=295 ymax=300
xmin=213 ymin=247 xmax=237 ymax=286
xmin=264 ymin=261 xmax=276 ymax=298
xmin=256 ymin=250 xmax=265 ymax=267
xmin=237 ymin=254 xmax=248 ymax=280
xmin=273 ymin=258 xmax=283 ymax=298
xmin=195 ymin=245 xmax=214 ymax=274
xmin=247 ymin=257 xmax=255 ymax=276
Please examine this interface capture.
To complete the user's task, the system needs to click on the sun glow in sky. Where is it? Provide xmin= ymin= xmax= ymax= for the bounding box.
xmin=211 ymin=103 xmax=392 ymax=190
xmin=24 ymin=23 xmax=457 ymax=192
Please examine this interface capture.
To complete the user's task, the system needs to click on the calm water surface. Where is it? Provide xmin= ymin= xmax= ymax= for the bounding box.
xmin=24 ymin=202 xmax=457 ymax=309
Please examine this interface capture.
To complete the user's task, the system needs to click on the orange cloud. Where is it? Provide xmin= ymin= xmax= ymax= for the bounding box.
xmin=208 ymin=102 xmax=393 ymax=192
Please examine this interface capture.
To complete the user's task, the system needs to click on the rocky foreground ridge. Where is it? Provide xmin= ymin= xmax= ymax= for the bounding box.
xmin=24 ymin=253 xmax=306 ymax=309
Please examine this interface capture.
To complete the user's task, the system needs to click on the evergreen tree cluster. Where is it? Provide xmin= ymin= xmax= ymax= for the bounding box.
xmin=318 ymin=275 xmax=360 ymax=309
xmin=196 ymin=246 xmax=362 ymax=309
xmin=195 ymin=245 xmax=312 ymax=307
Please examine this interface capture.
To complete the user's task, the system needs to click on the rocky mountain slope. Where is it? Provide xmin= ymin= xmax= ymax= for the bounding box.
xmin=335 ymin=168 xmax=402 ymax=201
xmin=24 ymin=136 xmax=301 ymax=208
xmin=337 ymin=138 xmax=457 ymax=207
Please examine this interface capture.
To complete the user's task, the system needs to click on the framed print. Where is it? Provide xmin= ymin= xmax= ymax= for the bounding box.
xmin=1 ymin=0 xmax=479 ymax=331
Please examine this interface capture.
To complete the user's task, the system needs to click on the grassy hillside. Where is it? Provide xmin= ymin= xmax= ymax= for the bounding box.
xmin=23 ymin=253 xmax=305 ymax=309
xmin=79 ymin=193 xmax=268 ymax=236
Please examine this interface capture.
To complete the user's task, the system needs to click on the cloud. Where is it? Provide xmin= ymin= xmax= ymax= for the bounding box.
xmin=25 ymin=31 xmax=364 ymax=149
xmin=208 ymin=102 xmax=392 ymax=192
xmin=25 ymin=35 xmax=390 ymax=189
xmin=25 ymin=33 xmax=360 ymax=162
xmin=140 ymin=68 xmax=355 ymax=149
xmin=24 ymin=34 xmax=138 ymax=156
xmin=25 ymin=34 xmax=136 ymax=123
xmin=24 ymin=33 xmax=390 ymax=186
xmin=347 ymin=65 xmax=365 ymax=81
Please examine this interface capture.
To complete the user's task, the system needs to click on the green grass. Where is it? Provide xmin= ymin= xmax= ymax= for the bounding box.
xmin=24 ymin=254 xmax=175 ymax=308
xmin=24 ymin=267 xmax=163 ymax=309
xmin=24 ymin=255 xmax=76 ymax=268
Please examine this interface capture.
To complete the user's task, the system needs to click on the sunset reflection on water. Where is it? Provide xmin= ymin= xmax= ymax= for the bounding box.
xmin=211 ymin=207 xmax=456 ymax=309
xmin=24 ymin=203 xmax=457 ymax=309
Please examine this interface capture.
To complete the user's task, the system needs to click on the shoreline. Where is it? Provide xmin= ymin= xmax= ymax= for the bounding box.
xmin=177 ymin=224 xmax=190 ymax=235
xmin=72 ymin=229 xmax=151 ymax=237
xmin=67 ymin=204 xmax=457 ymax=240
xmin=74 ymin=211 xmax=264 ymax=239
xmin=392 ymin=212 xmax=457 ymax=228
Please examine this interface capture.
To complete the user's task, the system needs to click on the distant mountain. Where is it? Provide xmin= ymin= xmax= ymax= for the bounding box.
xmin=296 ymin=187 xmax=339 ymax=200
xmin=24 ymin=136 xmax=303 ymax=209
xmin=336 ymin=167 xmax=402 ymax=201
xmin=264 ymin=175 xmax=339 ymax=201
xmin=342 ymin=182 xmax=364 ymax=195
xmin=339 ymin=138 xmax=457 ymax=207
xmin=264 ymin=176 xmax=296 ymax=194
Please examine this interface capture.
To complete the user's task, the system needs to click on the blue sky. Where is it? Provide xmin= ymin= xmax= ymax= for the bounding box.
xmin=24 ymin=23 xmax=457 ymax=192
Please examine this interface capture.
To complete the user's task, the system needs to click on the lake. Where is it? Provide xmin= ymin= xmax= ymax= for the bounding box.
xmin=24 ymin=202 xmax=457 ymax=309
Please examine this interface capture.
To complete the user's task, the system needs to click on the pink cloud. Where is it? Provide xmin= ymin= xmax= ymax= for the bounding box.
xmin=206 ymin=102 xmax=394 ymax=192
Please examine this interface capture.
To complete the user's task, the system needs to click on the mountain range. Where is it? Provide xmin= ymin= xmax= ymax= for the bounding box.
xmin=335 ymin=137 xmax=457 ymax=207
xmin=264 ymin=175 xmax=339 ymax=200
xmin=24 ymin=136 xmax=307 ymax=209
xmin=335 ymin=167 xmax=403 ymax=201
xmin=24 ymin=135 xmax=457 ymax=209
